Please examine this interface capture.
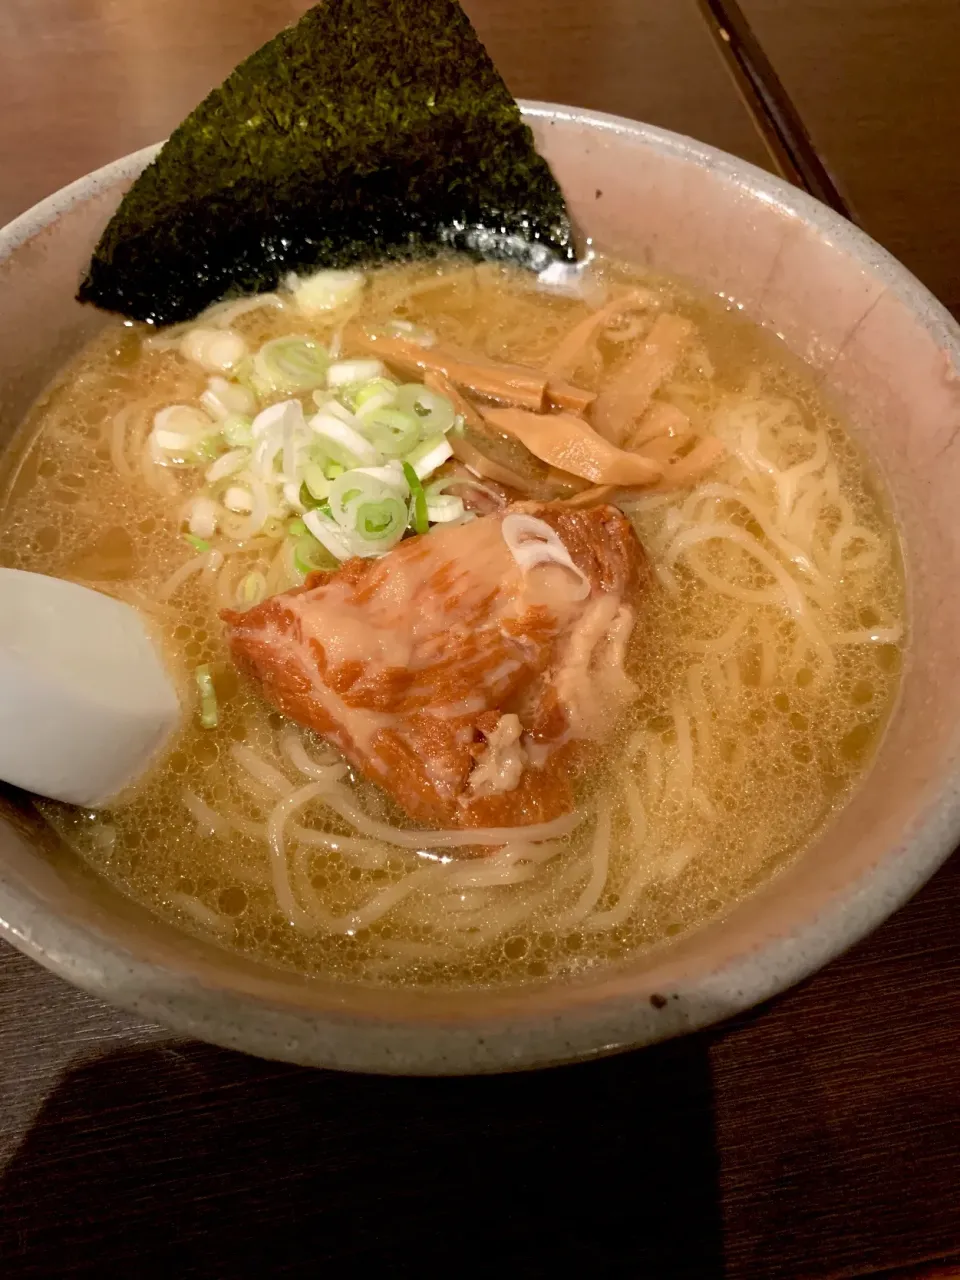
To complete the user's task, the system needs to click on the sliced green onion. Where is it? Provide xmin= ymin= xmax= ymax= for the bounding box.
xmin=151 ymin=405 xmax=217 ymax=465
xmin=224 ymin=485 xmax=254 ymax=513
xmin=303 ymin=508 xmax=356 ymax=560
xmin=364 ymin=407 xmax=420 ymax=458
xmin=354 ymin=377 xmax=398 ymax=412
xmin=238 ymin=571 xmax=267 ymax=606
xmin=205 ymin=448 xmax=249 ymax=483
xmin=354 ymin=497 xmax=408 ymax=542
xmin=294 ymin=532 xmax=337 ymax=576
xmin=426 ymin=493 xmax=465 ymax=523
xmin=328 ymin=470 xmax=408 ymax=544
xmin=402 ymin=461 xmax=428 ymax=535
xmin=327 ymin=358 xmax=384 ymax=387
xmin=222 ymin=414 xmax=254 ymax=446
xmin=324 ymin=460 xmax=346 ymax=480
xmin=385 ymin=318 xmax=436 ymax=347
xmin=253 ymin=335 xmax=328 ymax=395
xmin=201 ymin=376 xmax=257 ymax=421
xmin=318 ymin=397 xmax=358 ymax=426
xmin=181 ymin=328 xmax=247 ymax=374
xmin=287 ymin=517 xmax=307 ymax=538
xmin=183 ymin=533 xmax=211 ymax=553
xmin=195 ymin=665 xmax=218 ymax=729
xmin=287 ymin=268 xmax=364 ymax=315
xmin=309 ymin=410 xmax=378 ymax=467
xmin=190 ymin=434 xmax=222 ymax=462
xmin=395 ymin=383 xmax=455 ymax=434
xmin=299 ymin=481 xmax=321 ymax=510
xmin=404 ymin=434 xmax=454 ymax=480
xmin=303 ymin=463 xmax=330 ymax=501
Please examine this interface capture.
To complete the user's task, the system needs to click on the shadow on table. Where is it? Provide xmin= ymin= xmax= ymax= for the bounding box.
xmin=0 ymin=1033 xmax=724 ymax=1277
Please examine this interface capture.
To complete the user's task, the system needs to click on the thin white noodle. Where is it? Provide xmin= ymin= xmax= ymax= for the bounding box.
xmin=438 ymin=890 xmax=492 ymax=914
xmin=169 ymin=893 xmax=229 ymax=932
xmin=831 ymin=626 xmax=903 ymax=645
xmin=319 ymin=782 xmax=585 ymax=850
xmin=280 ymin=727 xmax=342 ymax=778
xmin=723 ymin=654 xmax=742 ymax=696
xmin=555 ymin=809 xmax=612 ymax=929
xmin=829 ymin=525 xmax=883 ymax=578
xmin=776 ymin=430 xmax=830 ymax=521
xmin=230 ymin=744 xmax=294 ymax=795
xmin=156 ymin=550 xmax=221 ymax=602
xmin=644 ymin=733 xmax=665 ymax=801
xmin=291 ymin=825 xmax=392 ymax=867
xmin=692 ymin=787 xmax=717 ymax=821
xmin=666 ymin=523 xmax=813 ymax=620
xmin=141 ymin=438 xmax=180 ymax=498
xmin=201 ymin=293 xmax=286 ymax=328
xmin=443 ymin=862 xmax=538 ymax=889
xmin=266 ymin=781 xmax=327 ymax=927
xmin=233 ymin=769 xmax=285 ymax=805
xmin=337 ymin=865 xmax=446 ymax=934
xmin=706 ymin=652 xmax=727 ymax=700
xmin=661 ymin=841 xmax=698 ymax=879
xmin=586 ymin=795 xmax=657 ymax=930
xmin=678 ymin=536 xmax=834 ymax=670
xmin=685 ymin=611 xmax=748 ymax=655
xmin=691 ymin=482 xmax=826 ymax=584
xmin=109 ymin=407 xmax=134 ymax=480
xmin=182 ymin=789 xmax=234 ymax=839
xmin=687 ymin=664 xmax=714 ymax=757
xmin=756 ymin=614 xmax=778 ymax=687
xmin=485 ymin=840 xmax=568 ymax=867
xmin=671 ymin=700 xmax=694 ymax=794
xmin=622 ymin=775 xmax=648 ymax=842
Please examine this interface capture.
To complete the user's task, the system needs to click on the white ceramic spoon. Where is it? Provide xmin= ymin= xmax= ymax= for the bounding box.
xmin=0 ymin=569 xmax=181 ymax=806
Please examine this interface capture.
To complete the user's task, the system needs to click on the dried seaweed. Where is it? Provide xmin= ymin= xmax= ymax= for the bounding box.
xmin=78 ymin=0 xmax=575 ymax=324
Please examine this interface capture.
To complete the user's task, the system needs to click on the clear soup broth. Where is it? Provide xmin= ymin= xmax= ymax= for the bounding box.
xmin=0 ymin=257 xmax=904 ymax=988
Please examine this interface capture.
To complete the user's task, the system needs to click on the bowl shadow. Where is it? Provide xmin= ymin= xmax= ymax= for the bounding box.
xmin=0 ymin=1032 xmax=725 ymax=1276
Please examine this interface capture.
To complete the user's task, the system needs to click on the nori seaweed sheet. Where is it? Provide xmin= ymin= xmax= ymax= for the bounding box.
xmin=78 ymin=0 xmax=576 ymax=325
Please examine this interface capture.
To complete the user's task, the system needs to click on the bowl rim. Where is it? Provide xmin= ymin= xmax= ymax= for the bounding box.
xmin=1 ymin=102 xmax=959 ymax=1075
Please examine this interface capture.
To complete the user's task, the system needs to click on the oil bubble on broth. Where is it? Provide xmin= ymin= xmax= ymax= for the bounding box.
xmin=0 ymin=256 xmax=904 ymax=989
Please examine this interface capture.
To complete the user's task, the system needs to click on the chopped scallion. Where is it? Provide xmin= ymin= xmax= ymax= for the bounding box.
xmin=294 ymin=532 xmax=336 ymax=576
xmin=403 ymin=461 xmax=429 ymax=535
xmin=354 ymin=497 xmax=408 ymax=542
xmin=253 ymin=335 xmax=329 ymax=395
xmin=365 ymin=407 xmax=420 ymax=457
xmin=195 ymin=665 xmax=218 ymax=729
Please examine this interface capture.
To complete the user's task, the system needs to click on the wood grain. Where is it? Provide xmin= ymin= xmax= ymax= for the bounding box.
xmin=736 ymin=0 xmax=960 ymax=317
xmin=0 ymin=0 xmax=772 ymax=230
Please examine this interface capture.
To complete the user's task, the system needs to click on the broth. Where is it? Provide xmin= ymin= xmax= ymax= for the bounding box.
xmin=0 ymin=256 xmax=904 ymax=988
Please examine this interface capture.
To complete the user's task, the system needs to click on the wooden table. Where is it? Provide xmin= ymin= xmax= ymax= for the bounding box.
xmin=1 ymin=3 xmax=958 ymax=1275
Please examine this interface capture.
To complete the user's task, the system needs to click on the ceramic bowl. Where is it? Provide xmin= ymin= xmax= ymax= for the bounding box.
xmin=1 ymin=104 xmax=959 ymax=1074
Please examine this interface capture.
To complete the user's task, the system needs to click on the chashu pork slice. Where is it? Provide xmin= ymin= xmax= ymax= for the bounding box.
xmin=222 ymin=502 xmax=649 ymax=832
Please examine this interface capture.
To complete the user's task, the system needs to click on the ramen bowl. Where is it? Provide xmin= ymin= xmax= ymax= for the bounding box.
xmin=0 ymin=104 xmax=958 ymax=1074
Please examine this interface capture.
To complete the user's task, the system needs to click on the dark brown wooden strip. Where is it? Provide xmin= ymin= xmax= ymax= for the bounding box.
xmin=697 ymin=0 xmax=856 ymax=215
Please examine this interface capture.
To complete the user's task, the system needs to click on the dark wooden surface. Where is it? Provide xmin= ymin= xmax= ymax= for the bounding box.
xmin=1 ymin=2 xmax=959 ymax=1276
xmin=737 ymin=0 xmax=960 ymax=318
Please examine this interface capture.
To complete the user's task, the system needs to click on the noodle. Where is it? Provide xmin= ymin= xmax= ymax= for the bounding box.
xmin=266 ymin=781 xmax=329 ymax=927
xmin=556 ymin=810 xmax=613 ymax=929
